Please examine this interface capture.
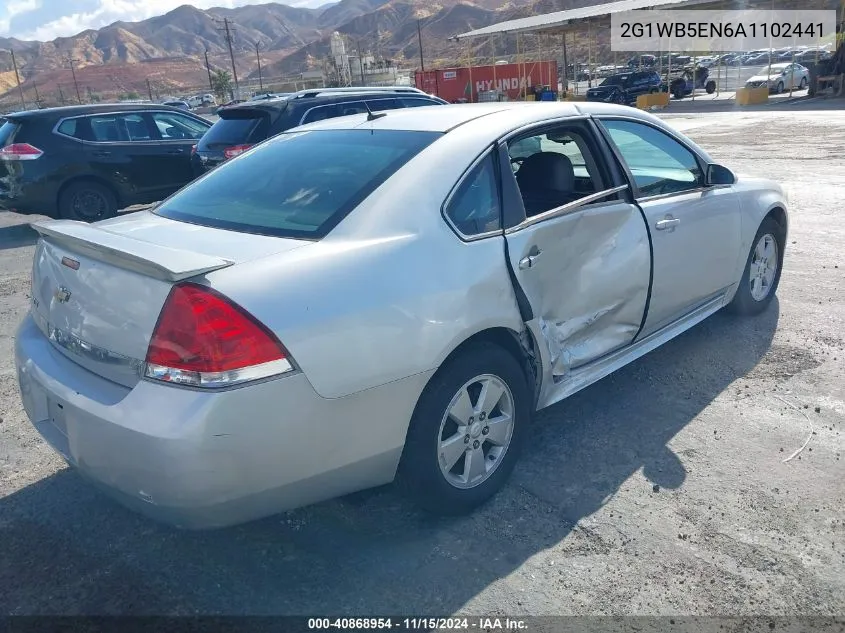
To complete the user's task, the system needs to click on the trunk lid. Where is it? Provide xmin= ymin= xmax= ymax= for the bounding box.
xmin=29 ymin=212 xmax=309 ymax=387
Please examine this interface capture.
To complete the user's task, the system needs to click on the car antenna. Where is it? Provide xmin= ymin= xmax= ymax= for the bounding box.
xmin=363 ymin=101 xmax=387 ymax=121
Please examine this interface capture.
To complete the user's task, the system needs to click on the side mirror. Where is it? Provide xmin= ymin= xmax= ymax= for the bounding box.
xmin=706 ymin=163 xmax=736 ymax=186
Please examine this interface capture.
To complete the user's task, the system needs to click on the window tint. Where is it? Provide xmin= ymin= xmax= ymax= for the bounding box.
xmin=507 ymin=127 xmax=602 ymax=217
xmin=445 ymin=154 xmax=501 ymax=236
xmin=0 ymin=119 xmax=19 ymax=145
xmin=57 ymin=118 xmax=81 ymax=139
xmin=300 ymin=104 xmax=338 ymax=124
xmin=600 ymin=119 xmax=701 ymax=196
xmin=88 ymin=113 xmax=150 ymax=142
xmin=400 ymin=97 xmax=438 ymax=107
xmin=151 ymin=112 xmax=208 ymax=140
xmin=336 ymin=101 xmax=368 ymax=117
xmin=156 ymin=129 xmax=439 ymax=239
xmin=198 ymin=113 xmax=269 ymax=149
xmin=366 ymin=97 xmax=398 ymax=112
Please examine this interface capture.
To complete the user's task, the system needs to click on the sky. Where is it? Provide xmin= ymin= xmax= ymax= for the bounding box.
xmin=0 ymin=0 xmax=324 ymax=42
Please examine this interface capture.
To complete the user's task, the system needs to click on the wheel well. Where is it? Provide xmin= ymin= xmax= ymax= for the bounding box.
xmin=441 ymin=327 xmax=541 ymax=405
xmin=765 ymin=207 xmax=787 ymax=240
xmin=56 ymin=176 xmax=122 ymax=214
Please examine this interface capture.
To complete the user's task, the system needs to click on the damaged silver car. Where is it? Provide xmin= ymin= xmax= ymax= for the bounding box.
xmin=15 ymin=102 xmax=788 ymax=528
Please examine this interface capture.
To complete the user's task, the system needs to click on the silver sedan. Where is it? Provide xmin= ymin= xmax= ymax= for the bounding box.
xmin=16 ymin=102 xmax=788 ymax=528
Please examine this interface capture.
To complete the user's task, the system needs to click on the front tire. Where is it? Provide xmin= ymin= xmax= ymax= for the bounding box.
xmin=727 ymin=216 xmax=784 ymax=316
xmin=398 ymin=343 xmax=530 ymax=515
xmin=58 ymin=181 xmax=118 ymax=222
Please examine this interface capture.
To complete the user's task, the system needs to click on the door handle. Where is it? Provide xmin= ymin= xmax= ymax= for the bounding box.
xmin=91 ymin=150 xmax=111 ymax=157
xmin=518 ymin=251 xmax=542 ymax=270
xmin=166 ymin=148 xmax=185 ymax=154
xmin=655 ymin=217 xmax=681 ymax=231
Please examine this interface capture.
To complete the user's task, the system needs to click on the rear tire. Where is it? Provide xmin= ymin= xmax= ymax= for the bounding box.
xmin=799 ymin=76 xmax=808 ymax=90
xmin=775 ymin=81 xmax=784 ymax=94
xmin=397 ymin=343 xmax=530 ymax=515
xmin=726 ymin=216 xmax=784 ymax=316
xmin=705 ymin=80 xmax=716 ymax=94
xmin=58 ymin=181 xmax=118 ymax=222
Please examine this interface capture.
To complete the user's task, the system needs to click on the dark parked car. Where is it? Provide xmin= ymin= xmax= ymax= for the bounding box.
xmin=193 ymin=88 xmax=447 ymax=175
xmin=586 ymin=70 xmax=663 ymax=105
xmin=162 ymin=100 xmax=191 ymax=111
xmin=0 ymin=104 xmax=211 ymax=221
xmin=0 ymin=104 xmax=211 ymax=222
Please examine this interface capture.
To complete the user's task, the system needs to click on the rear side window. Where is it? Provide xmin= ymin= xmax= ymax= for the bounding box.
xmin=445 ymin=154 xmax=501 ymax=237
xmin=199 ymin=112 xmax=270 ymax=149
xmin=57 ymin=118 xmax=81 ymax=139
xmin=0 ymin=119 xmax=20 ymax=146
xmin=300 ymin=104 xmax=338 ymax=124
xmin=156 ymin=129 xmax=440 ymax=239
xmin=401 ymin=97 xmax=439 ymax=107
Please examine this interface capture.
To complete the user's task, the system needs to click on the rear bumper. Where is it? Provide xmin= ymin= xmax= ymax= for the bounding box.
xmin=15 ymin=315 xmax=430 ymax=529
xmin=0 ymin=176 xmax=56 ymax=215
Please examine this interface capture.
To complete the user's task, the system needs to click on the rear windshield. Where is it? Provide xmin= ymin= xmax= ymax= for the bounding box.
xmin=156 ymin=129 xmax=440 ymax=239
xmin=198 ymin=111 xmax=271 ymax=149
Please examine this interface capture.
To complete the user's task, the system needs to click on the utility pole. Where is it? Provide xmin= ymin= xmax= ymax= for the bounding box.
xmin=32 ymin=81 xmax=40 ymax=107
xmin=255 ymin=42 xmax=263 ymax=92
xmin=9 ymin=49 xmax=26 ymax=110
xmin=204 ymin=49 xmax=213 ymax=91
xmin=217 ymin=17 xmax=240 ymax=99
xmin=417 ymin=19 xmax=425 ymax=71
xmin=64 ymin=55 xmax=82 ymax=103
xmin=146 ymin=78 xmax=153 ymax=101
xmin=356 ymin=40 xmax=366 ymax=85
xmin=58 ymin=85 xmax=66 ymax=105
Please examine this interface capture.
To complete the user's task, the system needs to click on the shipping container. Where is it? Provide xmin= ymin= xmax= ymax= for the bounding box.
xmin=415 ymin=61 xmax=558 ymax=103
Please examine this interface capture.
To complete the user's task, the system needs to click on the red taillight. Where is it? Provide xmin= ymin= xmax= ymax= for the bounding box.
xmin=223 ymin=144 xmax=253 ymax=160
xmin=0 ymin=143 xmax=43 ymax=161
xmin=144 ymin=283 xmax=291 ymax=388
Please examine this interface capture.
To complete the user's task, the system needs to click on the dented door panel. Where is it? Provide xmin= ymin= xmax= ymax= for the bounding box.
xmin=504 ymin=200 xmax=651 ymax=405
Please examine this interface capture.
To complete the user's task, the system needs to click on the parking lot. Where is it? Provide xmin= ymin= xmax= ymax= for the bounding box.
xmin=0 ymin=106 xmax=843 ymax=616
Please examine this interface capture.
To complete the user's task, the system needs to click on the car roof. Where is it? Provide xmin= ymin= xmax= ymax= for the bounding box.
xmin=5 ymin=103 xmax=188 ymax=120
xmin=222 ymin=90 xmax=441 ymax=114
xmin=294 ymin=102 xmax=658 ymax=135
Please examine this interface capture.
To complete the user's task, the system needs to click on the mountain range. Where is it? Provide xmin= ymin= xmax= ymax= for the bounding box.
xmin=0 ymin=0 xmax=575 ymax=102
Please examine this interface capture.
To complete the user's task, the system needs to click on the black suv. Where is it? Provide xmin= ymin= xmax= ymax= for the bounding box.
xmin=0 ymin=104 xmax=211 ymax=221
xmin=194 ymin=88 xmax=446 ymax=174
xmin=586 ymin=70 xmax=663 ymax=105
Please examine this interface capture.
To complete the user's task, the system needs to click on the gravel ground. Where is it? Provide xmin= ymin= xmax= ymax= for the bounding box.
xmin=0 ymin=108 xmax=843 ymax=617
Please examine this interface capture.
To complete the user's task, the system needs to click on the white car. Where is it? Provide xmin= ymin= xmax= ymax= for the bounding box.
xmin=745 ymin=63 xmax=810 ymax=93
xmin=15 ymin=103 xmax=788 ymax=528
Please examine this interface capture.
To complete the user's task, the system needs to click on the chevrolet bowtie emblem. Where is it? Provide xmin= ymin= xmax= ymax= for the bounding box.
xmin=54 ymin=286 xmax=72 ymax=304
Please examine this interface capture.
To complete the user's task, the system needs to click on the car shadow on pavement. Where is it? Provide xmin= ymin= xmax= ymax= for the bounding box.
xmin=0 ymin=302 xmax=780 ymax=615
xmin=0 ymin=223 xmax=38 ymax=251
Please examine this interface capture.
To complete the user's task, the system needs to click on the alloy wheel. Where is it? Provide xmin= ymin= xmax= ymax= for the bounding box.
xmin=436 ymin=374 xmax=515 ymax=490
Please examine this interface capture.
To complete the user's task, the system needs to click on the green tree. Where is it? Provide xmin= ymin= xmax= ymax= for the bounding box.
xmin=211 ymin=69 xmax=233 ymax=101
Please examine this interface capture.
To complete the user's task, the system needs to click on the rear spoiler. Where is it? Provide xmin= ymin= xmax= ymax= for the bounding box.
xmin=32 ymin=220 xmax=234 ymax=282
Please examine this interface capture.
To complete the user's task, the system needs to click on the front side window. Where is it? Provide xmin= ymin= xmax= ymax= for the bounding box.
xmin=444 ymin=154 xmax=501 ymax=237
xmin=600 ymin=119 xmax=702 ymax=197
xmin=155 ymin=129 xmax=439 ymax=239
xmin=151 ymin=112 xmax=208 ymax=140
xmin=507 ymin=126 xmax=603 ymax=217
